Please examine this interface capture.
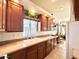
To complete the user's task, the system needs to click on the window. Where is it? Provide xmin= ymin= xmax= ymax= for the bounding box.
xmin=23 ymin=19 xmax=39 ymax=37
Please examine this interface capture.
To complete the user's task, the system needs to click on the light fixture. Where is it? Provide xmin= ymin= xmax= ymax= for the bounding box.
xmin=60 ymin=7 xmax=63 ymax=10
xmin=13 ymin=0 xmax=19 ymax=3
xmin=4 ymin=0 xmax=6 ymax=4
xmin=51 ymin=0 xmax=57 ymax=2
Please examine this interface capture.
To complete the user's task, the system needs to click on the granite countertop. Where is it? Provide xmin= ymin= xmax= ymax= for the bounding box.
xmin=0 ymin=36 xmax=57 ymax=57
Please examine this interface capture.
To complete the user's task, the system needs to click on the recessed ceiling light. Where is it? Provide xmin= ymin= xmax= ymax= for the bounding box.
xmin=60 ymin=7 xmax=63 ymax=10
xmin=51 ymin=0 xmax=57 ymax=2
xmin=13 ymin=0 xmax=19 ymax=3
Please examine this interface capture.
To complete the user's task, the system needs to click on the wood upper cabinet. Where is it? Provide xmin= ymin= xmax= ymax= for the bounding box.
xmin=0 ymin=0 xmax=6 ymax=31
xmin=0 ymin=0 xmax=24 ymax=32
xmin=47 ymin=17 xmax=53 ymax=31
xmin=38 ymin=15 xmax=53 ymax=31
xmin=6 ymin=1 xmax=24 ymax=32
xmin=74 ymin=0 xmax=79 ymax=21
xmin=38 ymin=15 xmax=48 ymax=31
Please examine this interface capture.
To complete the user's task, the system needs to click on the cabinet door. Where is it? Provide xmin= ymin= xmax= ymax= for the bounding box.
xmin=8 ymin=49 xmax=25 ymax=59
xmin=74 ymin=0 xmax=79 ymax=20
xmin=38 ymin=42 xmax=46 ymax=59
xmin=0 ymin=0 xmax=3 ymax=29
xmin=6 ymin=1 xmax=24 ymax=32
xmin=26 ymin=49 xmax=37 ymax=59
xmin=46 ymin=40 xmax=53 ymax=56
xmin=47 ymin=18 xmax=53 ymax=31
xmin=38 ymin=15 xmax=48 ymax=31
xmin=26 ymin=45 xmax=38 ymax=59
xmin=0 ymin=0 xmax=6 ymax=31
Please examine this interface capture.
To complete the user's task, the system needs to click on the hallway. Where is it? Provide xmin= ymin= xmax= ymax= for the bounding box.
xmin=44 ymin=41 xmax=66 ymax=59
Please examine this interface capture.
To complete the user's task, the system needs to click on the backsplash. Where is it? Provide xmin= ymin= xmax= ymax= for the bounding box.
xmin=0 ymin=32 xmax=24 ymax=42
xmin=0 ymin=31 xmax=54 ymax=42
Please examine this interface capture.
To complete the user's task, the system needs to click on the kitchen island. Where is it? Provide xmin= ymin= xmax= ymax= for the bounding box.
xmin=0 ymin=36 xmax=57 ymax=59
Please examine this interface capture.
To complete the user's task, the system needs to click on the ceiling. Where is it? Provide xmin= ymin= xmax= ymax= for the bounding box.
xmin=30 ymin=0 xmax=70 ymax=13
xmin=30 ymin=0 xmax=71 ymax=22
xmin=19 ymin=0 xmax=72 ymax=22
xmin=19 ymin=0 xmax=51 ymax=16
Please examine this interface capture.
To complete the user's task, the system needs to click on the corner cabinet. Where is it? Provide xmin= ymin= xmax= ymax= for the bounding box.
xmin=0 ymin=0 xmax=24 ymax=32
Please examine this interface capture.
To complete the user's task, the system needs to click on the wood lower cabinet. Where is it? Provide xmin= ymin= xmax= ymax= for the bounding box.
xmin=46 ymin=40 xmax=53 ymax=56
xmin=26 ymin=45 xmax=38 ymax=59
xmin=8 ymin=49 xmax=25 ymax=59
xmin=7 ymin=40 xmax=53 ymax=59
xmin=38 ymin=42 xmax=46 ymax=59
xmin=26 ymin=50 xmax=37 ymax=59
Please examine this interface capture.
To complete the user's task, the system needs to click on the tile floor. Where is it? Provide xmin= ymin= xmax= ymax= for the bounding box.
xmin=44 ymin=41 xmax=66 ymax=59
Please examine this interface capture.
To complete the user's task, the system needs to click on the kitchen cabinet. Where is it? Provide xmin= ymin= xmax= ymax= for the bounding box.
xmin=37 ymin=42 xmax=46 ymax=59
xmin=74 ymin=0 xmax=79 ymax=21
xmin=47 ymin=17 xmax=53 ymax=31
xmin=38 ymin=15 xmax=53 ymax=31
xmin=26 ymin=45 xmax=38 ymax=59
xmin=0 ymin=0 xmax=6 ymax=31
xmin=6 ymin=1 xmax=24 ymax=32
xmin=38 ymin=15 xmax=48 ymax=31
xmin=0 ymin=0 xmax=24 ymax=32
xmin=8 ymin=49 xmax=25 ymax=59
xmin=26 ymin=50 xmax=37 ymax=59
xmin=46 ymin=40 xmax=53 ymax=56
xmin=7 ymin=40 xmax=53 ymax=59
xmin=25 ymin=42 xmax=46 ymax=59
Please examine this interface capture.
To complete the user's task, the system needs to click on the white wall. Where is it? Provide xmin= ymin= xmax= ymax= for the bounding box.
xmin=0 ymin=32 xmax=24 ymax=42
xmin=67 ymin=21 xmax=79 ymax=59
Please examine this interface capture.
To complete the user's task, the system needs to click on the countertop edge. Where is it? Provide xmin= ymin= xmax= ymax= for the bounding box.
xmin=0 ymin=36 xmax=57 ymax=57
